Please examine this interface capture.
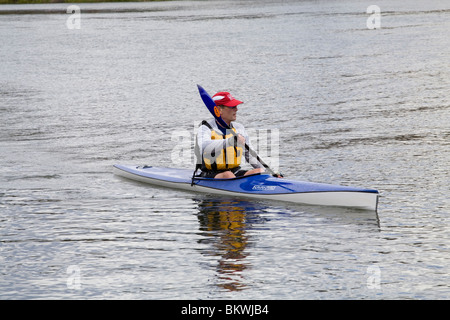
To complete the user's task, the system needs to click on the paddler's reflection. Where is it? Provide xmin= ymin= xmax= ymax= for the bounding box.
xmin=195 ymin=197 xmax=268 ymax=291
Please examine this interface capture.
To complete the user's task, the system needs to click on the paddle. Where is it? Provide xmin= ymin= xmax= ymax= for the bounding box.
xmin=197 ymin=85 xmax=281 ymax=177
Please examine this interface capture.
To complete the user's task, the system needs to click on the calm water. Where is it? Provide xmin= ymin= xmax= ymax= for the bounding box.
xmin=1 ymin=0 xmax=449 ymax=300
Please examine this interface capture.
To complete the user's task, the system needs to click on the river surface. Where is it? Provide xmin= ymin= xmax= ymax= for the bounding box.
xmin=1 ymin=0 xmax=449 ymax=300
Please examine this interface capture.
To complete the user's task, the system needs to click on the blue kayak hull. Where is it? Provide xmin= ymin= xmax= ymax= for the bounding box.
xmin=113 ymin=165 xmax=379 ymax=211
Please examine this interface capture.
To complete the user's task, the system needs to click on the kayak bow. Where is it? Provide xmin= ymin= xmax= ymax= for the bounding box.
xmin=113 ymin=165 xmax=379 ymax=211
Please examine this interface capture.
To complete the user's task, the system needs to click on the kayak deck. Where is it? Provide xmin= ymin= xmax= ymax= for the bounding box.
xmin=113 ymin=165 xmax=379 ymax=211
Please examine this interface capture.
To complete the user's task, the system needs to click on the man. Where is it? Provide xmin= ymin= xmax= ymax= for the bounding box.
xmin=196 ymin=91 xmax=266 ymax=179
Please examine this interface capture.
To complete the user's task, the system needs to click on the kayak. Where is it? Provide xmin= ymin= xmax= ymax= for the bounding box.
xmin=113 ymin=164 xmax=379 ymax=211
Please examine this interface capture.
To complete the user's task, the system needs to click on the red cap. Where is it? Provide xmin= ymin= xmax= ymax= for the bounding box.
xmin=212 ymin=91 xmax=243 ymax=107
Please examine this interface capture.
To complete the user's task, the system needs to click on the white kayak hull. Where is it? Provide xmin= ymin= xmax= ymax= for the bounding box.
xmin=113 ymin=165 xmax=379 ymax=211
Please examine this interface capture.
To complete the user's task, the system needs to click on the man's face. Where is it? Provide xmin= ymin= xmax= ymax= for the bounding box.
xmin=219 ymin=105 xmax=238 ymax=123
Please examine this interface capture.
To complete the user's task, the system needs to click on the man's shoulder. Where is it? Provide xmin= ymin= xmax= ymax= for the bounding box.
xmin=200 ymin=119 xmax=246 ymax=132
xmin=199 ymin=119 xmax=216 ymax=130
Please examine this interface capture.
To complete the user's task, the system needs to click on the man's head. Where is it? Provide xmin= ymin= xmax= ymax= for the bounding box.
xmin=212 ymin=92 xmax=243 ymax=124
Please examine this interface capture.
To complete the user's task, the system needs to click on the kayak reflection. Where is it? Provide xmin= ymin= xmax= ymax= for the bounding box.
xmin=195 ymin=197 xmax=269 ymax=292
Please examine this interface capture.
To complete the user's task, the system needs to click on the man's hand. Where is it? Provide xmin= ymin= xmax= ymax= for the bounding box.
xmin=236 ymin=134 xmax=246 ymax=146
xmin=273 ymin=173 xmax=284 ymax=178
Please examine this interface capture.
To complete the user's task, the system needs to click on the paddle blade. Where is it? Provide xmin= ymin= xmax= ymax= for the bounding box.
xmin=197 ymin=85 xmax=229 ymax=129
